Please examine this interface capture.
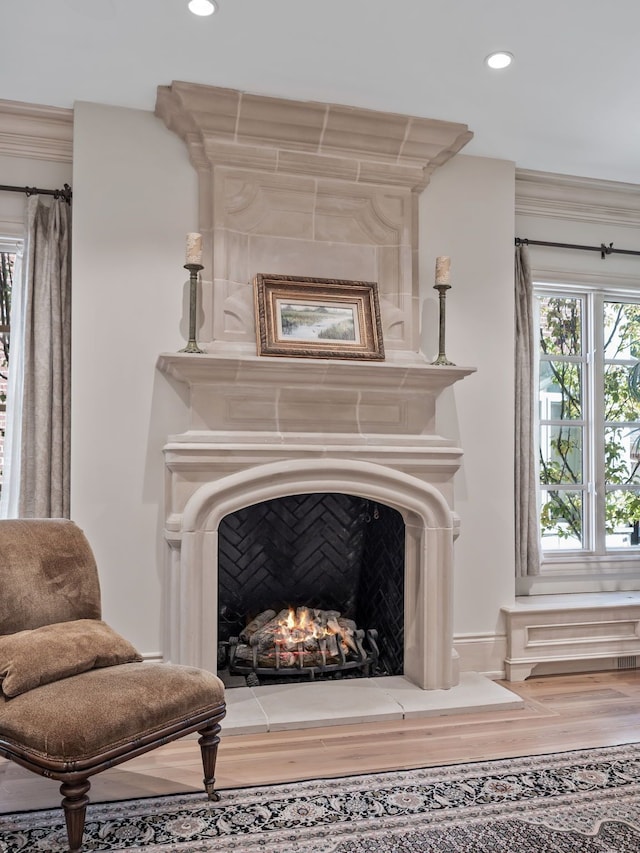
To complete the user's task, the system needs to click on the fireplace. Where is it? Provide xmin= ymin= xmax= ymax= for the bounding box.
xmin=157 ymin=352 xmax=472 ymax=690
xmin=155 ymin=83 xmax=475 ymax=692
xmin=217 ymin=492 xmax=405 ymax=685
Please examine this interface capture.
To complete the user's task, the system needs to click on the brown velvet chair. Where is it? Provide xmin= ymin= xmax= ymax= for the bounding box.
xmin=0 ymin=519 xmax=226 ymax=853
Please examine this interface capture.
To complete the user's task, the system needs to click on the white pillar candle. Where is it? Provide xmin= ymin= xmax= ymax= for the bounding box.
xmin=435 ymin=256 xmax=451 ymax=285
xmin=185 ymin=232 xmax=203 ymax=265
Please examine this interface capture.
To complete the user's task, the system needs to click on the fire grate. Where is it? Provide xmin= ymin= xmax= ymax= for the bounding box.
xmin=225 ymin=606 xmax=379 ymax=682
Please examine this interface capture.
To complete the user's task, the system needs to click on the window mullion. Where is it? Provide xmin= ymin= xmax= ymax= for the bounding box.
xmin=590 ymin=292 xmax=606 ymax=554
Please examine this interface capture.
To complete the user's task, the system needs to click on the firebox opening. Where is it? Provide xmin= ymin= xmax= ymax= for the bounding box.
xmin=217 ymin=492 xmax=405 ymax=687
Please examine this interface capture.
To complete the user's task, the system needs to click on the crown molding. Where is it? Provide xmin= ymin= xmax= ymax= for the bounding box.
xmin=0 ymin=99 xmax=73 ymax=163
xmin=156 ymin=82 xmax=473 ymax=191
xmin=530 ymin=266 xmax=640 ymax=290
xmin=516 ymin=168 xmax=640 ymax=228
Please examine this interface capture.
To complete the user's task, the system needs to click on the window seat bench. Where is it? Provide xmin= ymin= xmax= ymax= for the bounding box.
xmin=502 ymin=592 xmax=640 ymax=680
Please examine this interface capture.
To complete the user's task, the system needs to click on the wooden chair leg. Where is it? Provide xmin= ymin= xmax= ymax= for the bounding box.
xmin=198 ymin=722 xmax=222 ymax=801
xmin=60 ymin=778 xmax=91 ymax=853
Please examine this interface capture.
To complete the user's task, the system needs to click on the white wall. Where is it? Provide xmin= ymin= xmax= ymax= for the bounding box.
xmin=71 ymin=105 xmax=519 ymax=672
xmin=421 ymin=154 xmax=517 ymax=669
xmin=9 ymin=102 xmax=640 ymax=674
xmin=72 ymin=103 xmax=196 ymax=655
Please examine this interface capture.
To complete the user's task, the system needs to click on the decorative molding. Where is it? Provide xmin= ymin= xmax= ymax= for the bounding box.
xmin=516 ymin=168 xmax=640 ymax=228
xmin=0 ymin=220 xmax=24 ymax=240
xmin=0 ymin=99 xmax=73 ymax=163
xmin=528 ymin=267 xmax=640 ymax=289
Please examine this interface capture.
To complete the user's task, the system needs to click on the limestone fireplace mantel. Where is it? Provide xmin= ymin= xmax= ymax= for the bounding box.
xmin=155 ymin=83 xmax=476 ymax=693
xmin=157 ymin=352 xmax=475 ymax=437
xmin=157 ymin=351 xmax=475 ymax=690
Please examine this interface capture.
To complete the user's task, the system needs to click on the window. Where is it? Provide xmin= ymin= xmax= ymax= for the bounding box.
xmin=537 ymin=285 xmax=640 ymax=570
xmin=0 ymin=248 xmax=15 ymax=492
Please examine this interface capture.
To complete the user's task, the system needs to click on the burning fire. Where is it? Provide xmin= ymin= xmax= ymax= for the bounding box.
xmin=274 ymin=607 xmax=349 ymax=659
xmin=276 ymin=606 xmax=345 ymax=652
xmin=230 ymin=605 xmax=363 ymax=671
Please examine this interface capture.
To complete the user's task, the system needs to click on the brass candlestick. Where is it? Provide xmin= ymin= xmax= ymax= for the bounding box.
xmin=432 ymin=282 xmax=455 ymax=366
xmin=179 ymin=263 xmax=204 ymax=354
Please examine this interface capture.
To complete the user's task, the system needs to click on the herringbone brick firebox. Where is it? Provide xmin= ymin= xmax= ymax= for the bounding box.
xmin=218 ymin=493 xmax=405 ymax=681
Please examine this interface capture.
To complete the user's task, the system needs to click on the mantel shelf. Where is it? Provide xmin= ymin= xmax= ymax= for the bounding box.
xmin=157 ymin=352 xmax=476 ymax=396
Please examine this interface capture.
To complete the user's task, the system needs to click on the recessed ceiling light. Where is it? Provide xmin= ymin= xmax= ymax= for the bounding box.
xmin=485 ymin=51 xmax=513 ymax=70
xmin=188 ymin=0 xmax=217 ymax=15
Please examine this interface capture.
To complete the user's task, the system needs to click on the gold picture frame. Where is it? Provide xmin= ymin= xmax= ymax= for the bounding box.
xmin=253 ymin=274 xmax=385 ymax=361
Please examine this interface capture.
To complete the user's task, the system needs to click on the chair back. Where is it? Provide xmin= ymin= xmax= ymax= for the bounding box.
xmin=0 ymin=519 xmax=101 ymax=635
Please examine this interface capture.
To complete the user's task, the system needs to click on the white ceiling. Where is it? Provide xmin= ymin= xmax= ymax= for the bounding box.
xmin=3 ymin=0 xmax=640 ymax=185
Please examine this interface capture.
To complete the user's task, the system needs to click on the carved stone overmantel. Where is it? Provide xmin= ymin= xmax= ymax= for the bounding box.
xmin=155 ymin=82 xmax=472 ymax=358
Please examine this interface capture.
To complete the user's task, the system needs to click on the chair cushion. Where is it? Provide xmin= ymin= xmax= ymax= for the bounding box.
xmin=0 ymin=619 xmax=143 ymax=698
xmin=0 ymin=519 xmax=101 ymax=634
xmin=0 ymin=663 xmax=225 ymax=764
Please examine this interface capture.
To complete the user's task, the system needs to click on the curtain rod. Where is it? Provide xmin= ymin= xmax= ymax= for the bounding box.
xmin=515 ymin=237 xmax=640 ymax=260
xmin=0 ymin=183 xmax=72 ymax=204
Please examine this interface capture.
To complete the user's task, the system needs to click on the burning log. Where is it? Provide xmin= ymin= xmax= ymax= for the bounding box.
xmin=234 ymin=607 xmax=360 ymax=669
xmin=240 ymin=609 xmax=276 ymax=643
xmin=254 ymin=609 xmax=292 ymax=652
xmin=326 ymin=617 xmax=357 ymax=652
xmin=227 ymin=607 xmax=380 ymax=681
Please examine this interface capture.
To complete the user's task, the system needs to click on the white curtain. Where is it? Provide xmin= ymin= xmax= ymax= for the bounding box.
xmin=514 ymin=244 xmax=541 ymax=576
xmin=0 ymin=194 xmax=71 ymax=518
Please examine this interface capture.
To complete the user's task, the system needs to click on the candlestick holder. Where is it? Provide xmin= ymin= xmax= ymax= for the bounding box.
xmin=432 ymin=282 xmax=455 ymax=366
xmin=179 ymin=263 xmax=204 ymax=354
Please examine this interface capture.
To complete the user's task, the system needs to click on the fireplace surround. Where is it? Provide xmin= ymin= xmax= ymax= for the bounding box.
xmin=155 ymin=83 xmax=475 ymax=692
xmin=157 ymin=353 xmax=473 ymax=690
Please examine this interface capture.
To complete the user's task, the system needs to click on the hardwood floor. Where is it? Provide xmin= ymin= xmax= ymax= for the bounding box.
xmin=2 ymin=670 xmax=640 ymax=813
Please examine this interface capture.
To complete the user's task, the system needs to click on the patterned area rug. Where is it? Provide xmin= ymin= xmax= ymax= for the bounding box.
xmin=3 ymin=743 xmax=640 ymax=852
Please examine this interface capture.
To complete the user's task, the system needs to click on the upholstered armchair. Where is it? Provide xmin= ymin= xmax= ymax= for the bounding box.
xmin=0 ymin=519 xmax=226 ymax=853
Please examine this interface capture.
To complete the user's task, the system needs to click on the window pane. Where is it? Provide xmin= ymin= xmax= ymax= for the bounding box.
xmin=604 ymin=301 xmax=640 ymax=360
xmin=540 ymin=490 xmax=583 ymax=549
xmin=604 ymin=427 xmax=640 ymax=485
xmin=605 ymin=490 xmax=640 ymax=547
xmin=540 ymin=425 xmax=583 ymax=483
xmin=539 ymin=361 xmax=581 ymax=419
xmin=539 ymin=296 xmax=581 ymax=356
xmin=604 ymin=365 xmax=640 ymax=422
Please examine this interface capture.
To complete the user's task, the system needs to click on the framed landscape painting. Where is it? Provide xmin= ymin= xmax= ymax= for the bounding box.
xmin=253 ymin=274 xmax=385 ymax=360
